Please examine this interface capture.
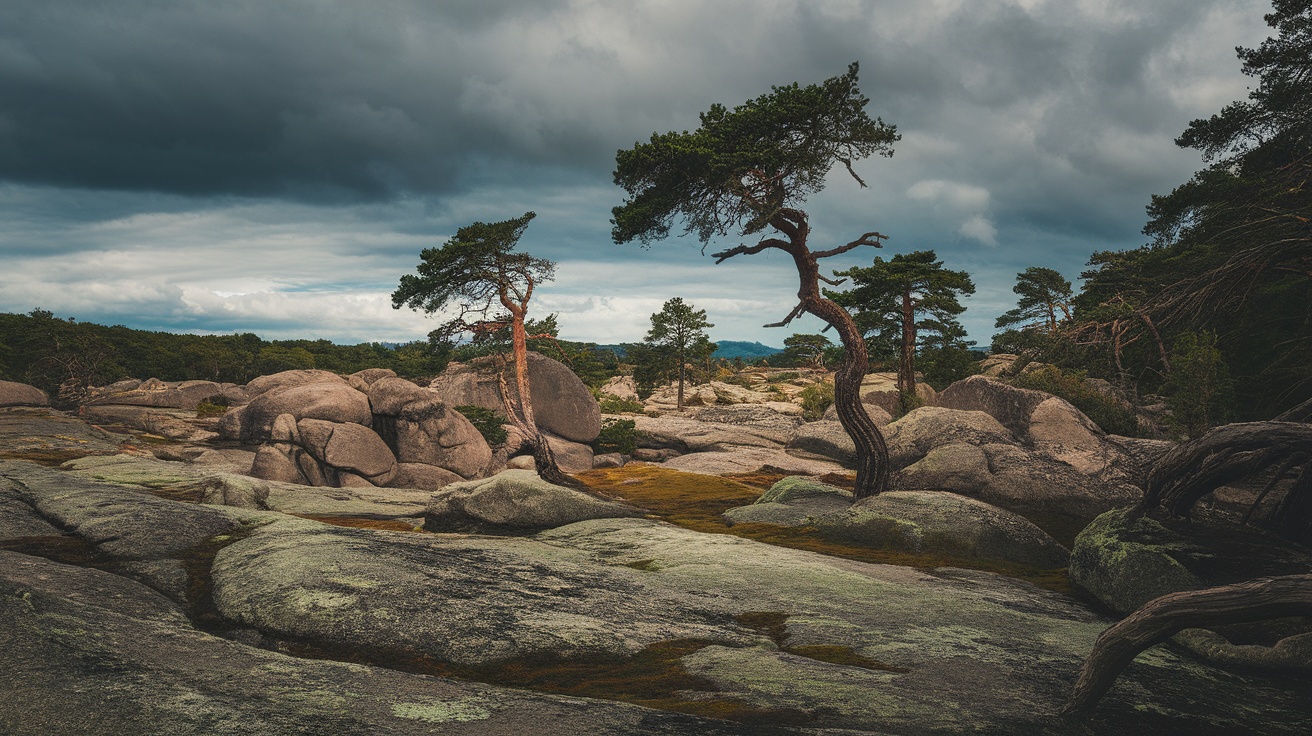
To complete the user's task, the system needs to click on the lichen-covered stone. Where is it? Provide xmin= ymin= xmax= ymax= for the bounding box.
xmin=425 ymin=469 xmax=640 ymax=533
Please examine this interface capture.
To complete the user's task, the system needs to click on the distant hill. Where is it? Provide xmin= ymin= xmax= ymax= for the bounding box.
xmin=711 ymin=341 xmax=782 ymax=359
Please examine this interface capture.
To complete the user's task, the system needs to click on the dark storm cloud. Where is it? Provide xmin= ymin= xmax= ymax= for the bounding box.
xmin=0 ymin=0 xmax=578 ymax=199
xmin=0 ymin=0 xmax=1277 ymax=345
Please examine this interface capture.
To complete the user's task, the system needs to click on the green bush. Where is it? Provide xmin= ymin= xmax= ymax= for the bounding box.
xmin=893 ymin=390 xmax=924 ymax=418
xmin=195 ymin=397 xmax=230 ymax=418
xmin=594 ymin=418 xmax=637 ymax=455
xmin=455 ymin=405 xmax=509 ymax=446
xmin=1163 ymin=331 xmax=1234 ymax=438
xmin=598 ymin=396 xmax=645 ymax=414
xmin=1012 ymin=365 xmax=1139 ymax=436
xmin=799 ymin=382 xmax=834 ymax=421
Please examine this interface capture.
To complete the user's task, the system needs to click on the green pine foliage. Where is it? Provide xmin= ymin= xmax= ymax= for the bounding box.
xmin=594 ymin=418 xmax=638 ymax=455
xmin=1163 ymin=331 xmax=1235 ymax=438
xmin=455 ymin=405 xmax=509 ymax=447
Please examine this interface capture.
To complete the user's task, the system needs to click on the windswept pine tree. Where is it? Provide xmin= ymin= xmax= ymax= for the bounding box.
xmin=612 ymin=63 xmax=901 ymax=498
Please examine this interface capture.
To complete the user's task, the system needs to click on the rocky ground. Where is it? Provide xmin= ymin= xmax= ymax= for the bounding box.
xmin=2 ymin=370 xmax=1311 ymax=734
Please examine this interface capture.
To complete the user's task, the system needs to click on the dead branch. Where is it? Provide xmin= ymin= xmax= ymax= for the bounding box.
xmin=764 ymin=302 xmax=807 ymax=329
xmin=712 ymin=238 xmax=790 ymax=264
xmin=1062 ymin=574 xmax=1312 ymax=719
xmin=812 ymin=231 xmax=888 ymax=260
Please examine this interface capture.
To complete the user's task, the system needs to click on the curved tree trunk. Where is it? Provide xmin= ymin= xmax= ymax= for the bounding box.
xmin=499 ymin=305 xmax=589 ymax=492
xmin=783 ymin=231 xmax=890 ymax=500
xmin=1063 ymin=574 xmax=1312 ymax=719
xmin=828 ymin=308 xmax=890 ymax=499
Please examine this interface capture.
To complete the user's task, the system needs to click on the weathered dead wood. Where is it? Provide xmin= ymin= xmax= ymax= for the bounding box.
xmin=1063 ymin=574 xmax=1312 ymax=719
xmin=1141 ymin=422 xmax=1312 ymax=526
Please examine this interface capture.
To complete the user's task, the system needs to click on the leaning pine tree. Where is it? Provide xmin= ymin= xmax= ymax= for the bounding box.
xmin=611 ymin=62 xmax=900 ymax=498
xmin=391 ymin=211 xmax=584 ymax=490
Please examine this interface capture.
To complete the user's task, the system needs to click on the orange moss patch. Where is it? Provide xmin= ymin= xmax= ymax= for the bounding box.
xmin=577 ymin=464 xmax=1071 ymax=594
xmin=294 ymin=515 xmax=423 ymax=532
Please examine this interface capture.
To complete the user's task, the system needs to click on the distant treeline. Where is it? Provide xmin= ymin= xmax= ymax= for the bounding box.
xmin=0 ymin=310 xmax=451 ymax=400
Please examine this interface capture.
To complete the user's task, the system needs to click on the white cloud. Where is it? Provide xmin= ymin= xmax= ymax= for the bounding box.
xmin=958 ymin=215 xmax=999 ymax=246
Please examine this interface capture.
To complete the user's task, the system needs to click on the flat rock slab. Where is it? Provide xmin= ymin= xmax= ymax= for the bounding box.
xmin=0 ymin=407 xmax=124 ymax=463
xmin=534 ymin=518 xmax=1312 ymax=734
xmin=660 ymin=447 xmax=847 ymax=476
xmin=0 ymin=551 xmax=765 ymax=736
xmin=62 ymin=453 xmax=430 ymax=521
xmin=211 ymin=518 xmax=755 ymax=668
xmin=1 ymin=460 xmax=241 ymax=561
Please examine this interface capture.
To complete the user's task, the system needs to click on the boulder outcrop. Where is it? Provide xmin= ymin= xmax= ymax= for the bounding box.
xmin=428 ymin=352 xmax=601 ymax=444
xmin=86 ymin=379 xmax=231 ymax=410
xmin=0 ymin=380 xmax=49 ymax=407
xmin=223 ymin=381 xmax=372 ymax=443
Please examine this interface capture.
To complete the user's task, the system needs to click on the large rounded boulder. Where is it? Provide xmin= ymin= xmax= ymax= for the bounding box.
xmin=0 ymin=380 xmax=49 ymax=408
xmin=366 ymin=377 xmax=491 ymax=480
xmin=428 ymin=352 xmax=601 ymax=444
xmin=223 ymin=381 xmax=372 ymax=443
xmin=813 ymin=490 xmax=1071 ymax=568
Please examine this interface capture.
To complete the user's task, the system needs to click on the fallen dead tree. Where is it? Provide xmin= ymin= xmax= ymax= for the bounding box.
xmin=1062 ymin=574 xmax=1312 ymax=718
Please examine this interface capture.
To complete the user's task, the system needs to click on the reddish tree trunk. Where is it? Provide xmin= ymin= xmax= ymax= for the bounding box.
xmin=898 ymin=288 xmax=916 ymax=396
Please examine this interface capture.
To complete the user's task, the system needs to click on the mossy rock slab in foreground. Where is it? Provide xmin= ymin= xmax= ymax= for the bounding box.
xmin=6 ymin=449 xmax=1312 ymax=733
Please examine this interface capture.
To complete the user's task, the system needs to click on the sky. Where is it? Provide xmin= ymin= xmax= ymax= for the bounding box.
xmin=0 ymin=0 xmax=1277 ymax=348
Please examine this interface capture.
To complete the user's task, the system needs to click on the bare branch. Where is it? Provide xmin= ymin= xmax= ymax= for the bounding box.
xmin=818 ymin=274 xmax=847 ymax=287
xmin=813 ymin=231 xmax=888 ymax=260
xmin=764 ymin=301 xmax=807 ymax=329
xmin=1062 ymin=574 xmax=1312 ymax=719
xmin=839 ymin=157 xmax=868 ymax=188
xmin=712 ymin=238 xmax=790 ymax=264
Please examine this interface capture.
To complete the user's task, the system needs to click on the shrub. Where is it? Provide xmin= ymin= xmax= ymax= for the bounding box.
xmin=799 ymin=382 xmax=834 ymax=421
xmin=1012 ymin=365 xmax=1139 ymax=436
xmin=594 ymin=418 xmax=637 ymax=455
xmin=893 ymin=390 xmax=924 ymax=418
xmin=599 ymin=396 xmax=645 ymax=414
xmin=195 ymin=397 xmax=230 ymax=418
xmin=454 ymin=405 xmax=509 ymax=446
xmin=1163 ymin=330 xmax=1234 ymax=438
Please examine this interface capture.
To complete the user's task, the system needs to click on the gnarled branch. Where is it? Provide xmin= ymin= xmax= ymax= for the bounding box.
xmin=1062 ymin=574 xmax=1312 ymax=719
xmin=764 ymin=302 xmax=807 ymax=329
xmin=711 ymin=238 xmax=790 ymax=264
xmin=812 ymin=231 xmax=888 ymax=260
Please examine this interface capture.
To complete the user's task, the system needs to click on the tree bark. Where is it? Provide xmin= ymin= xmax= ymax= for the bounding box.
xmin=898 ymin=288 xmax=916 ymax=396
xmin=1142 ymin=422 xmax=1312 ymax=518
xmin=1063 ymin=574 xmax=1312 ymax=719
xmin=775 ymin=216 xmax=890 ymax=500
xmin=676 ymin=345 xmax=685 ymax=411
xmin=497 ymin=290 xmax=586 ymax=491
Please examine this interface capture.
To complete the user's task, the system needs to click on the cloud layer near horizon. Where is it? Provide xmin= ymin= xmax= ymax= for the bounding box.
xmin=0 ymin=0 xmax=1274 ymax=346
